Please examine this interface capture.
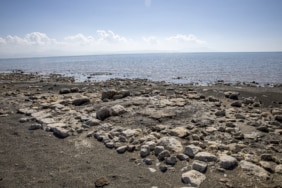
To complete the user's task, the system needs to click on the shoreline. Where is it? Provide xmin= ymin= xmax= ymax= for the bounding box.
xmin=0 ymin=72 xmax=282 ymax=187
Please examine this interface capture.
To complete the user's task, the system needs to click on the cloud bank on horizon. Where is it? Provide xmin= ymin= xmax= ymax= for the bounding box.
xmin=0 ymin=31 xmax=208 ymax=57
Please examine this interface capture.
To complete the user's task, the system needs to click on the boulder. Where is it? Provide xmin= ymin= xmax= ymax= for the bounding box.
xmin=192 ymin=160 xmax=208 ymax=173
xmin=52 ymin=127 xmax=69 ymax=138
xmin=157 ymin=137 xmax=183 ymax=153
xmin=59 ymin=88 xmax=71 ymax=94
xmin=224 ymin=91 xmax=239 ymax=100
xmin=195 ymin=152 xmax=217 ymax=162
xmin=110 ymin=105 xmax=126 ymax=116
xmin=219 ymin=155 xmax=238 ymax=169
xmin=182 ymin=170 xmax=206 ymax=186
xmin=240 ymin=160 xmax=270 ymax=180
xmin=231 ymin=101 xmax=242 ymax=107
xmin=72 ymin=97 xmax=90 ymax=106
xmin=96 ymin=107 xmax=111 ymax=121
xmin=140 ymin=145 xmax=150 ymax=158
xmin=184 ymin=145 xmax=202 ymax=157
xmin=101 ymin=90 xmax=117 ymax=100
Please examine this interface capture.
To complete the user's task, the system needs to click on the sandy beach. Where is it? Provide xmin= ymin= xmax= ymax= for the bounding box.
xmin=0 ymin=72 xmax=282 ymax=188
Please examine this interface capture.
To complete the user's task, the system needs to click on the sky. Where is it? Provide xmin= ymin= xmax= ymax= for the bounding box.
xmin=0 ymin=0 xmax=282 ymax=58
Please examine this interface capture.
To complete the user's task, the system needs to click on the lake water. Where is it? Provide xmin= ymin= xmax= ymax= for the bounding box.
xmin=0 ymin=52 xmax=281 ymax=85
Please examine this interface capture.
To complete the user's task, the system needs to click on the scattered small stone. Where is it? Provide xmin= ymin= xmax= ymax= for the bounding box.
xmin=28 ymin=124 xmax=42 ymax=130
xmin=158 ymin=150 xmax=170 ymax=161
xmin=72 ymin=97 xmax=90 ymax=106
xmin=215 ymin=110 xmax=226 ymax=117
xmin=140 ymin=145 xmax=150 ymax=158
xmin=275 ymin=164 xmax=282 ymax=174
xmin=116 ymin=145 xmax=128 ymax=154
xmin=165 ymin=156 xmax=177 ymax=165
xmin=95 ymin=176 xmax=109 ymax=187
xmin=59 ymin=88 xmax=71 ymax=94
xmin=143 ymin=158 xmax=153 ymax=165
xmin=157 ymin=137 xmax=183 ymax=153
xmin=177 ymin=153 xmax=189 ymax=161
xmin=159 ymin=165 xmax=168 ymax=172
xmin=231 ymin=101 xmax=242 ymax=107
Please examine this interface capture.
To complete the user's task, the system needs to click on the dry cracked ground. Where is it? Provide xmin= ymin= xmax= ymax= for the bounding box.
xmin=0 ymin=73 xmax=282 ymax=188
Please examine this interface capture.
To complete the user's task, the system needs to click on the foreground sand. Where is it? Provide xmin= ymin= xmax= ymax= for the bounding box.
xmin=0 ymin=73 xmax=282 ymax=188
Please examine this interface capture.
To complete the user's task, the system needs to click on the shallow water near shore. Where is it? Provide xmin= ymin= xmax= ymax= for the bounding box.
xmin=0 ymin=52 xmax=281 ymax=85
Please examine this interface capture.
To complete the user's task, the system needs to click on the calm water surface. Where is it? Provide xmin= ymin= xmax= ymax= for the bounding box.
xmin=0 ymin=52 xmax=281 ymax=85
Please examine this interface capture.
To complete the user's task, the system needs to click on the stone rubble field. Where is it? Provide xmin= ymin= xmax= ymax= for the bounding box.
xmin=1 ymin=73 xmax=282 ymax=187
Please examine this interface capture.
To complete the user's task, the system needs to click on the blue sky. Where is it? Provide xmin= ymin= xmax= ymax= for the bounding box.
xmin=0 ymin=0 xmax=282 ymax=57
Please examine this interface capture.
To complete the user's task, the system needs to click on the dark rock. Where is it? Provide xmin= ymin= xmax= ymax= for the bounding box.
xmin=28 ymin=124 xmax=42 ymax=130
xmin=257 ymin=126 xmax=269 ymax=133
xmin=224 ymin=91 xmax=239 ymax=100
xmin=59 ymin=88 xmax=71 ymax=94
xmin=231 ymin=101 xmax=242 ymax=107
xmin=72 ymin=98 xmax=90 ymax=106
xmin=159 ymin=165 xmax=168 ymax=172
xmin=101 ymin=90 xmax=117 ymax=100
xmin=275 ymin=115 xmax=282 ymax=123
xmin=215 ymin=110 xmax=226 ymax=117
xmin=96 ymin=108 xmax=111 ymax=121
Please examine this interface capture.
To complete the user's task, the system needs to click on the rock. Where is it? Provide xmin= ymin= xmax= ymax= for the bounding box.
xmin=224 ymin=91 xmax=239 ymax=100
xmin=157 ymin=137 xmax=183 ymax=153
xmin=183 ymin=145 xmax=202 ymax=157
xmin=154 ymin=146 xmax=164 ymax=156
xmin=72 ymin=97 xmax=90 ymax=106
xmin=110 ymin=105 xmax=126 ymax=116
xmin=95 ymin=176 xmax=109 ymax=187
xmin=113 ymin=90 xmax=130 ymax=99
xmin=116 ymin=146 xmax=128 ymax=154
xmin=52 ymin=127 xmax=69 ymax=138
xmin=19 ymin=117 xmax=29 ymax=123
xmin=195 ymin=152 xmax=217 ymax=162
xmin=275 ymin=115 xmax=282 ymax=123
xmin=127 ymin=145 xmax=135 ymax=152
xmin=260 ymin=154 xmax=273 ymax=162
xmin=28 ymin=124 xmax=42 ymax=130
xmin=177 ymin=153 xmax=189 ymax=161
xmin=86 ymin=119 xmax=100 ymax=126
xmin=101 ymin=90 xmax=117 ymax=100
xmin=158 ymin=150 xmax=170 ymax=161
xmin=159 ymin=165 xmax=168 ymax=172
xmin=143 ymin=158 xmax=153 ymax=165
xmin=240 ymin=160 xmax=270 ymax=180
xmin=231 ymin=101 xmax=242 ymax=107
xmin=165 ymin=156 xmax=177 ymax=165
xmin=257 ymin=125 xmax=269 ymax=133
xmin=192 ymin=160 xmax=208 ymax=173
xmin=219 ymin=155 xmax=238 ymax=169
xmin=96 ymin=107 xmax=111 ymax=121
xmin=59 ymin=88 xmax=71 ymax=94
xmin=275 ymin=164 xmax=282 ymax=174
xmin=140 ymin=145 xmax=150 ymax=158
xmin=169 ymin=127 xmax=189 ymax=138
xmin=215 ymin=110 xmax=226 ymax=117
xmin=259 ymin=161 xmax=274 ymax=173
xmin=182 ymin=170 xmax=206 ymax=186
xmin=70 ymin=87 xmax=80 ymax=93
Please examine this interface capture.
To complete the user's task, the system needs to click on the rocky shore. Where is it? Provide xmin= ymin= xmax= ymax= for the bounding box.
xmin=0 ymin=72 xmax=282 ymax=188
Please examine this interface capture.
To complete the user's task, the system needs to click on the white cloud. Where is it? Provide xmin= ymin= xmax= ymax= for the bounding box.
xmin=145 ymin=0 xmax=152 ymax=7
xmin=143 ymin=36 xmax=158 ymax=44
xmin=64 ymin=33 xmax=95 ymax=45
xmin=96 ymin=30 xmax=127 ymax=43
xmin=0 ymin=37 xmax=6 ymax=44
xmin=0 ymin=31 xmax=208 ymax=57
xmin=166 ymin=34 xmax=206 ymax=44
